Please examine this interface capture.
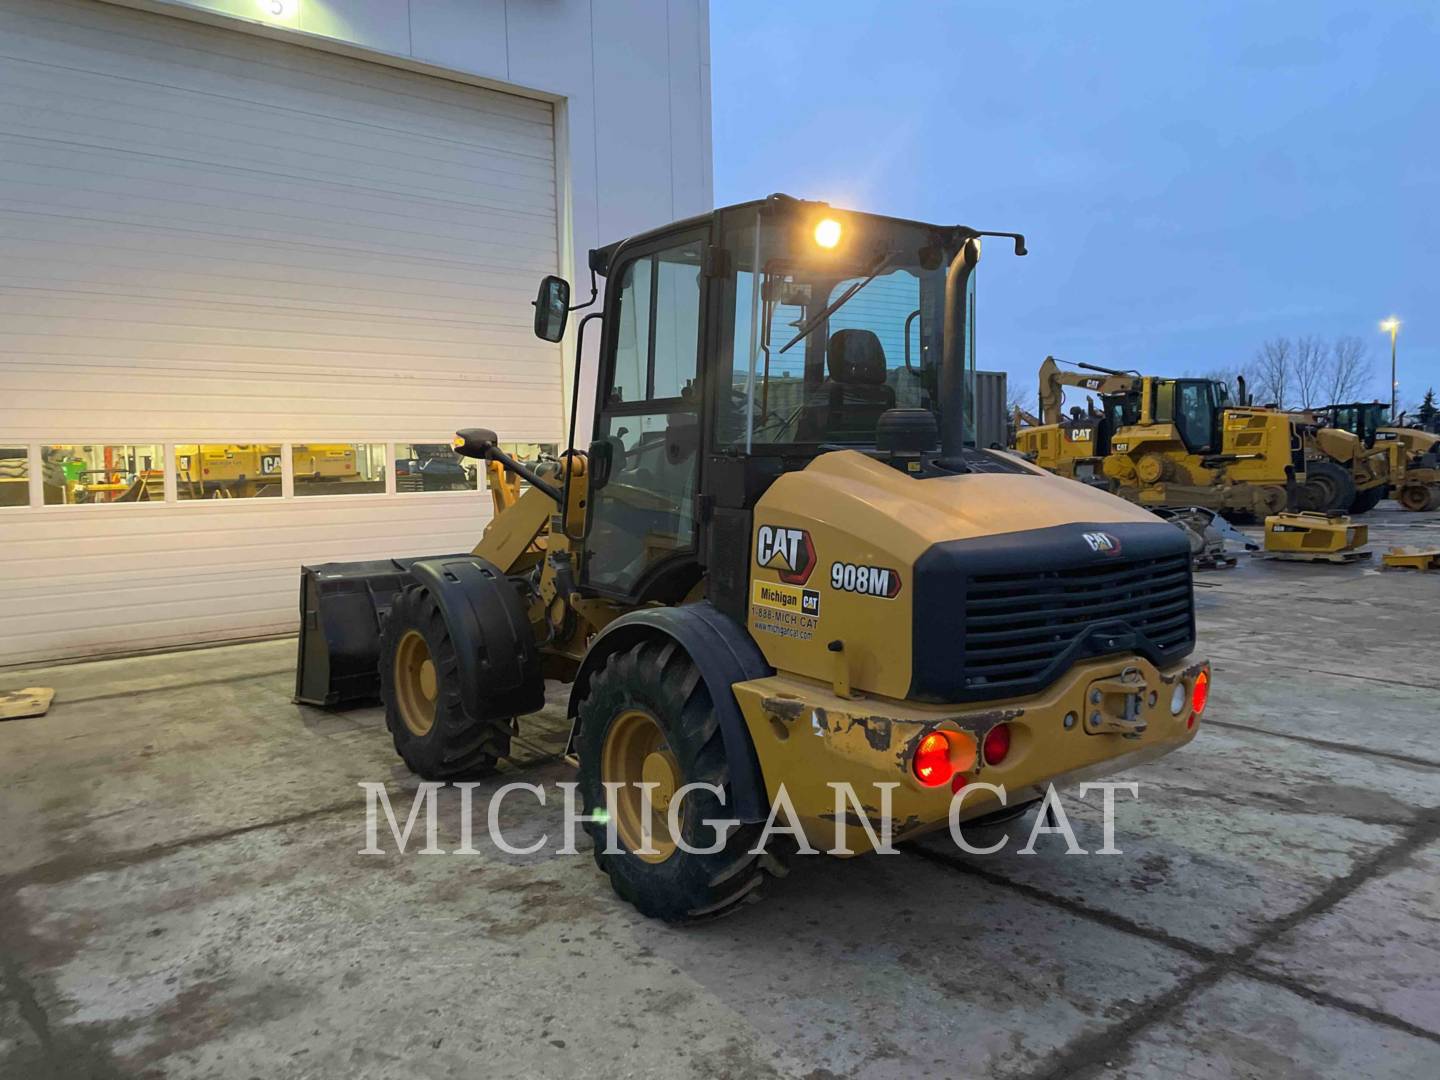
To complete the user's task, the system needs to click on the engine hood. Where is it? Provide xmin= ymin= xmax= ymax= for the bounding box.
xmin=762 ymin=450 xmax=1171 ymax=567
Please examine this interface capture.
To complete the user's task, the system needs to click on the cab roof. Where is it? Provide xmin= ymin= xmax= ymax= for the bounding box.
xmin=587 ymin=193 xmax=965 ymax=277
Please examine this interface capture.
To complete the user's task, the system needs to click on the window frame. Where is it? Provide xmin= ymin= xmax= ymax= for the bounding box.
xmin=596 ymin=226 xmax=710 ymax=420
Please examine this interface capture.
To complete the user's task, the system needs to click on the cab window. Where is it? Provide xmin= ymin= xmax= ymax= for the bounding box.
xmin=608 ymin=238 xmax=704 ymax=406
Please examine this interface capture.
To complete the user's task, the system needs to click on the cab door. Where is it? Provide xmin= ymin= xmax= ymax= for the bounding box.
xmin=583 ymin=229 xmax=709 ymax=600
xmin=1173 ymin=380 xmax=1218 ymax=453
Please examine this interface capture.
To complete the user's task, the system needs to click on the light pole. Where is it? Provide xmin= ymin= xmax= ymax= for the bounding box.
xmin=1380 ymin=317 xmax=1400 ymax=421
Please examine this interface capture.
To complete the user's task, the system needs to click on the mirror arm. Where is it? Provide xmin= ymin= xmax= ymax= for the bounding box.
xmin=483 ymin=444 xmax=561 ymax=502
xmin=567 ymin=266 xmax=600 ymax=313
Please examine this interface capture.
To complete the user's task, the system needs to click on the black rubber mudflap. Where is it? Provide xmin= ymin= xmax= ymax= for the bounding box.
xmin=294 ymin=555 xmax=466 ymax=707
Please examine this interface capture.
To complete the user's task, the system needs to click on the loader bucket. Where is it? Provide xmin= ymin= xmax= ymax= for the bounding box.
xmin=294 ymin=555 xmax=467 ymax=707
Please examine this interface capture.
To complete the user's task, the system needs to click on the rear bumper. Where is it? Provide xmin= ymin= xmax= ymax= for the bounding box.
xmin=733 ymin=652 xmax=1207 ymax=853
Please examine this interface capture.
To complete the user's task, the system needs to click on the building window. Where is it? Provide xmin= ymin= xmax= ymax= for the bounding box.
xmin=0 ymin=447 xmax=29 ymax=508
xmin=42 ymin=444 xmax=164 ymax=505
xmin=176 ymin=444 xmax=283 ymax=499
xmin=294 ymin=443 xmax=387 ymax=497
xmin=394 ymin=443 xmax=478 ymax=493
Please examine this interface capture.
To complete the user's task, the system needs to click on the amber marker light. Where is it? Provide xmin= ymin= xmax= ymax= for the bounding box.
xmin=912 ymin=729 xmax=978 ymax=787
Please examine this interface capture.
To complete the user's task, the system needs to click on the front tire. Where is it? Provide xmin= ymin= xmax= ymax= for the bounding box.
xmin=576 ymin=639 xmax=787 ymax=922
xmin=378 ymin=584 xmax=511 ymax=778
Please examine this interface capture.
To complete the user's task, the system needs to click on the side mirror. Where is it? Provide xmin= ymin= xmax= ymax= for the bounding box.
xmin=532 ymin=275 xmax=570 ymax=342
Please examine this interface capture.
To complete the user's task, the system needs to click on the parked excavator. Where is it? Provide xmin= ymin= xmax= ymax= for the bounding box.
xmin=294 ymin=194 xmax=1209 ymax=921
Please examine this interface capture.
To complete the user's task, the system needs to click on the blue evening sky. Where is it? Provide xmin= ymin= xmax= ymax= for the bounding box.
xmin=710 ymin=1 xmax=1437 ymax=411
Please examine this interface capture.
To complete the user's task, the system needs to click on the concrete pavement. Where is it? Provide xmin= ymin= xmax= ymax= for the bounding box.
xmin=2 ymin=505 xmax=1438 ymax=1079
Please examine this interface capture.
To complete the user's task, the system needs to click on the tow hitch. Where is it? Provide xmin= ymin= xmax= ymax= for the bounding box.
xmin=1084 ymin=668 xmax=1149 ymax=738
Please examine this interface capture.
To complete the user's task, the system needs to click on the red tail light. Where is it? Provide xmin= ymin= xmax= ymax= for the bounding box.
xmin=982 ymin=723 xmax=1011 ymax=766
xmin=913 ymin=732 xmax=954 ymax=787
xmin=1191 ymin=669 xmax=1210 ymax=717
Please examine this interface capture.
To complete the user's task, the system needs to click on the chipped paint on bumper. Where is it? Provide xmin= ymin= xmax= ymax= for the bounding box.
xmin=733 ymin=653 xmax=1207 ymax=853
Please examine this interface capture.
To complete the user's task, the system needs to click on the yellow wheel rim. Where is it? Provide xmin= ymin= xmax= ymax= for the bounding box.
xmin=393 ymin=630 xmax=438 ymax=737
xmin=600 ymin=709 xmax=681 ymax=863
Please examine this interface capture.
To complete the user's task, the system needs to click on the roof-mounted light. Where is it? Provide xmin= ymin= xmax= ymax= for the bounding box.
xmin=814 ymin=218 xmax=842 ymax=249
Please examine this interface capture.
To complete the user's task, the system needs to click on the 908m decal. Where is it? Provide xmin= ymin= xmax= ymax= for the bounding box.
xmin=830 ymin=561 xmax=902 ymax=598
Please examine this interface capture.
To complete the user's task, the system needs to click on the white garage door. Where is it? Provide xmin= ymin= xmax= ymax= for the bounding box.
xmin=0 ymin=0 xmax=563 ymax=665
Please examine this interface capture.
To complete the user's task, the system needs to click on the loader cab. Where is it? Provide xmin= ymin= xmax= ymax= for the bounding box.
xmin=550 ymin=194 xmax=1022 ymax=615
xmin=1321 ymin=403 xmax=1390 ymax=448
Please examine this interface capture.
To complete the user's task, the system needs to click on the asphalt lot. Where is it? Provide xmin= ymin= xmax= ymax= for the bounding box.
xmin=2 ymin=504 xmax=1438 ymax=1079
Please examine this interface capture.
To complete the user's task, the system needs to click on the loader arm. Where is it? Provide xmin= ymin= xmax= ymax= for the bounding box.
xmin=472 ymin=482 xmax=556 ymax=573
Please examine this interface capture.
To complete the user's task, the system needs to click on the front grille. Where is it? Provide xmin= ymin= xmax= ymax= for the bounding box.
xmin=961 ymin=553 xmax=1193 ymax=693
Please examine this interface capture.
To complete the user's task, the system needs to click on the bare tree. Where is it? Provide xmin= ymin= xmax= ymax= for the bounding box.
xmin=1324 ymin=336 xmax=1371 ymax=405
xmin=1253 ymin=338 xmax=1292 ymax=407
xmin=1291 ymin=335 xmax=1328 ymax=409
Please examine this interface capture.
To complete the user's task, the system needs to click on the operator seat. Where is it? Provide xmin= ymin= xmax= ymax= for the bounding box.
xmin=799 ymin=328 xmax=897 ymax=442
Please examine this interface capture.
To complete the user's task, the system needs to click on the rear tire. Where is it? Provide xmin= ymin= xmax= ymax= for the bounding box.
xmin=1398 ymin=482 xmax=1436 ymax=512
xmin=1297 ymin=459 xmax=1356 ymax=513
xmin=378 ymin=584 xmax=510 ymax=779
xmin=576 ymin=639 xmax=787 ymax=922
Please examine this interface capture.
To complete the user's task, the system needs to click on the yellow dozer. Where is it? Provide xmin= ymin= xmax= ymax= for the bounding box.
xmin=1318 ymin=402 xmax=1440 ymax=512
xmin=295 ymin=195 xmax=1209 ymax=921
xmin=1015 ymin=360 xmax=1300 ymax=517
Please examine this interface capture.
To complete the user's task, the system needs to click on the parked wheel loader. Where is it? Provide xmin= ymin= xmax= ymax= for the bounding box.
xmin=1014 ymin=360 xmax=1301 ymax=517
xmin=1283 ymin=411 xmax=1390 ymax=515
xmin=1317 ymin=402 xmax=1440 ymax=512
xmin=296 ymin=195 xmax=1209 ymax=921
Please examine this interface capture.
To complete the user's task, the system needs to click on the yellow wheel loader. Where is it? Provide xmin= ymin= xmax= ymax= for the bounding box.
xmin=296 ymin=195 xmax=1209 ymax=921
xmin=1015 ymin=361 xmax=1300 ymax=517
xmin=1319 ymin=402 xmax=1440 ymax=512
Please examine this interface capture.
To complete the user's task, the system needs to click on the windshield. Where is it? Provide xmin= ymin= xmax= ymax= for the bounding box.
xmin=716 ymin=207 xmax=967 ymax=449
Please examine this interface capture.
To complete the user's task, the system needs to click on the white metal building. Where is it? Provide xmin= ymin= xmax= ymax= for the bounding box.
xmin=0 ymin=0 xmax=713 ymax=665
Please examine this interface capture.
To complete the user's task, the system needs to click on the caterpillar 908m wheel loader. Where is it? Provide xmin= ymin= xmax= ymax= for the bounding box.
xmin=296 ymin=195 xmax=1210 ymax=921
